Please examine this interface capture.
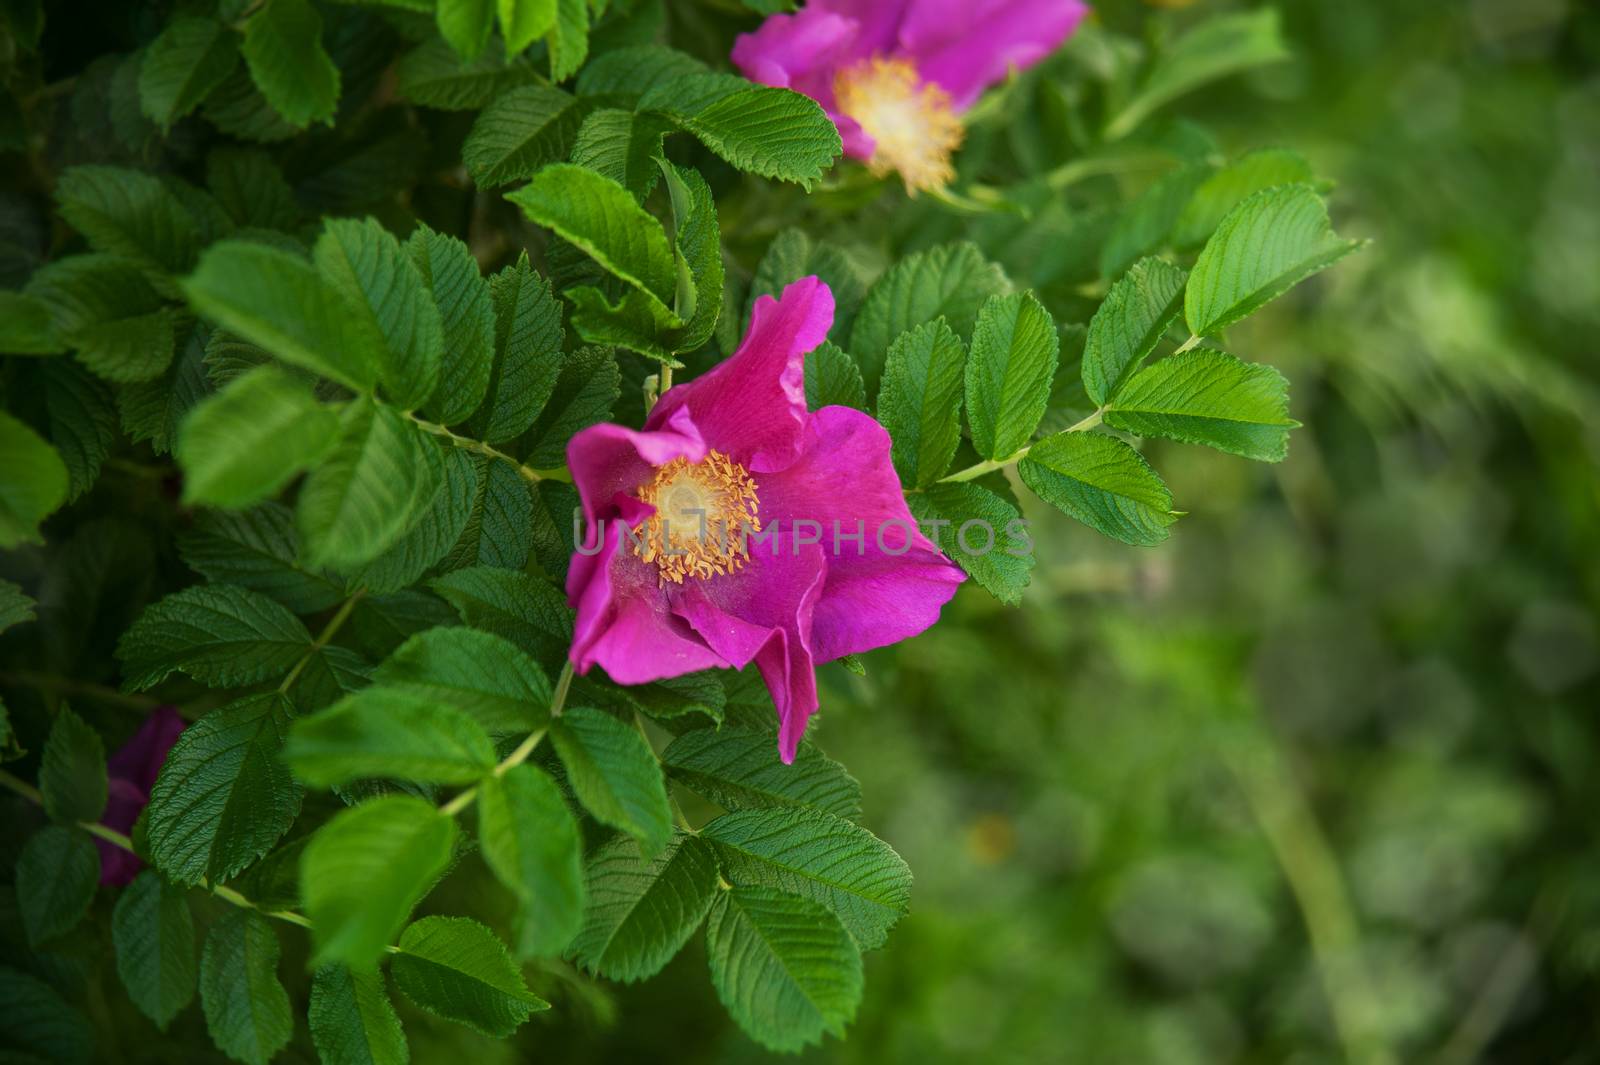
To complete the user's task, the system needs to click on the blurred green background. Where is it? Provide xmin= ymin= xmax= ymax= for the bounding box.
xmin=593 ymin=1 xmax=1600 ymax=1062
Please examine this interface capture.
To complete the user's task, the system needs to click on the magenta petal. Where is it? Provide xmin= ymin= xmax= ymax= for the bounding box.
xmin=646 ymin=277 xmax=834 ymax=473
xmin=759 ymin=406 xmax=965 ymax=661
xmin=898 ymin=0 xmax=1089 ymax=109
xmin=98 ymin=706 xmax=185 ymax=886
xmin=567 ymin=405 xmax=705 ymax=524
xmin=675 ymin=540 xmax=828 ymax=762
xmin=732 ymin=7 xmax=859 ymax=105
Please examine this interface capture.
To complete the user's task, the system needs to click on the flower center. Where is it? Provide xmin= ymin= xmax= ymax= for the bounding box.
xmin=833 ymin=56 xmax=964 ymax=195
xmin=632 ymin=451 xmax=761 ymax=585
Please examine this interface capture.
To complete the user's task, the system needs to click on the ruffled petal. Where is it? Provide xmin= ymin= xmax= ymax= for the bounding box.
xmin=758 ymin=405 xmax=965 ymax=662
xmin=675 ymin=538 xmax=827 ymax=762
xmin=567 ymin=404 xmax=705 ymax=524
xmin=898 ymin=0 xmax=1089 ymax=109
xmin=645 ymin=277 xmax=834 ymax=473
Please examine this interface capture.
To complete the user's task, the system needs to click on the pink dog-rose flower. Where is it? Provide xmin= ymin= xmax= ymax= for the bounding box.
xmin=733 ymin=0 xmax=1090 ymax=193
xmin=566 ymin=277 xmax=965 ymax=762
xmin=98 ymin=705 xmax=185 ymax=885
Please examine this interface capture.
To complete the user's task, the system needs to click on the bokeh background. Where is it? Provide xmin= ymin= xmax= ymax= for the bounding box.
xmin=585 ymin=1 xmax=1600 ymax=1062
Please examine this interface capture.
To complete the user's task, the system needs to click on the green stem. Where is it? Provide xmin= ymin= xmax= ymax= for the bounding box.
xmin=1174 ymin=333 xmax=1203 ymax=354
xmin=933 ymin=408 xmax=1105 ymax=485
xmin=277 ymin=589 xmax=367 ymax=695
xmin=1 ymin=671 xmax=164 ymax=713
xmin=407 ymin=414 xmax=570 ymax=485
xmin=439 ymin=661 xmax=574 ymax=818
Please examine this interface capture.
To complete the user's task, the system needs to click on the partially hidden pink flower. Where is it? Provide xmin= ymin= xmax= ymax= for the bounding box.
xmin=733 ymin=0 xmax=1090 ymax=193
xmin=99 ymin=706 xmax=185 ymax=885
xmin=566 ymin=277 xmax=965 ymax=762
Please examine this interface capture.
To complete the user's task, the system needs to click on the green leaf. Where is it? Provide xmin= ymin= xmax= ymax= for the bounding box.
xmin=1083 ymin=257 xmax=1188 ymax=405
xmin=119 ymin=324 xmax=212 ymax=452
xmin=16 ymin=826 xmax=99 ymax=948
xmin=906 ymin=481 xmax=1034 ymax=606
xmin=139 ymin=16 xmax=239 ymax=130
xmin=0 ymin=412 xmax=69 ymax=548
xmin=1172 ymin=148 xmax=1317 ymax=249
xmin=24 ymin=254 xmax=177 ymax=383
xmin=54 ymin=165 xmax=202 ymax=280
xmin=1105 ymin=347 xmax=1297 ymax=461
xmin=442 ymin=457 xmax=534 ymax=571
xmin=288 ymin=645 xmax=373 ymax=716
xmin=507 ymin=163 xmax=678 ymax=309
xmin=176 ymin=504 xmax=347 ymax=615
xmin=550 ymin=706 xmax=673 ymax=856
xmin=658 ymin=161 xmax=723 ymax=352
xmin=204 ymin=65 xmax=298 ymax=143
xmin=964 ymin=292 xmax=1060 ymax=461
xmin=478 ymin=764 xmax=584 ymax=957
xmin=314 ymin=218 xmax=444 ymax=410
xmin=373 ymin=627 xmax=551 ymax=735
xmin=706 ymin=886 xmax=863 ymax=1052
xmin=435 ymin=0 xmax=494 ymax=59
xmin=663 ymin=727 xmax=861 ymax=821
xmin=1019 ymin=431 xmax=1178 ymax=546
xmin=345 ymin=441 xmax=478 ymax=595
xmin=285 ymin=686 xmax=497 ymax=787
xmin=302 ymin=796 xmax=458 ymax=966
xmin=574 ymin=672 xmax=727 ymax=729
xmin=1107 ymin=8 xmax=1290 ymax=139
xmin=40 ymin=705 xmax=108 ymax=823
xmin=398 ymin=38 xmax=538 ymax=110
xmin=116 ymin=584 xmax=312 ymax=691
xmin=1098 ymin=163 xmax=1211 ymax=280
xmin=545 ymin=0 xmax=588 ymax=82
xmin=804 ymin=340 xmax=866 ymax=412
xmin=182 ymin=240 xmax=383 ymax=391
xmin=570 ymin=109 xmax=671 ymax=201
xmin=463 ymin=86 xmax=589 ymax=187
xmin=566 ymin=831 xmax=719 ymax=981
xmin=176 ymin=365 xmax=340 ymax=508
xmin=113 ymin=870 xmax=197 ymax=1031
xmin=640 ymin=73 xmax=840 ymax=188
xmin=877 ymin=319 xmax=966 ymax=489
xmin=1185 ymin=183 xmax=1363 ymax=336
xmin=408 ymin=226 xmax=496 ymax=426
xmin=467 ymin=254 xmax=564 ymax=444
xmin=391 ymin=916 xmax=546 ymax=1037
xmin=749 ymin=228 xmax=872 ymax=345
xmin=199 ymin=909 xmax=293 ymax=1065
xmin=0 ymin=579 xmax=36 ymax=636
xmin=520 ymin=343 xmax=619 ymax=467
xmin=430 ymin=565 xmax=574 ymax=665
xmin=309 ymin=964 xmax=409 ymax=1065
xmin=701 ymin=806 xmax=912 ymax=950
xmin=0 ymin=965 xmax=93 ymax=1065
xmin=498 ymin=0 xmax=555 ymax=57
xmin=147 ymin=693 xmax=302 ymax=885
xmin=298 ymin=398 xmax=445 ymax=570
xmin=0 ymin=290 xmax=62 ymax=354
xmin=42 ymin=359 xmax=118 ymax=502
xmin=850 ymin=242 xmax=1009 ymax=399
xmin=575 ymin=45 xmax=707 ymax=101
xmin=240 ymin=0 xmax=339 ymax=128
xmin=206 ymin=148 xmax=299 ymax=230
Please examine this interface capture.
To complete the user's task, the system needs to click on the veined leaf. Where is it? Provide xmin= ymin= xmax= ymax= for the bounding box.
xmin=25 ymin=254 xmax=177 ymax=382
xmin=706 ymin=886 xmax=863 ymax=1052
xmin=55 ymin=165 xmax=203 ymax=281
xmin=0 ymin=579 xmax=36 ymax=635
xmin=442 ymin=456 xmax=534 ymax=571
xmin=113 ymin=871 xmax=198 ymax=1031
xmin=1185 ymin=183 xmax=1363 ymax=336
xmin=302 ymin=795 xmax=458 ymax=966
xmin=39 ymin=706 xmax=107 ymax=823
xmin=1105 ymin=348 xmax=1298 ymax=461
xmin=146 ymin=693 xmax=302 ymax=885
xmin=345 ymin=441 xmax=478 ymax=595
xmin=575 ymin=44 xmax=707 ymax=102
xmin=1019 ymin=431 xmax=1179 ymax=546
xmin=478 ymin=764 xmax=585 ymax=957
xmin=566 ymin=831 xmax=719 ymax=982
xmin=499 ymin=0 xmax=555 ymax=57
xmin=199 ymin=909 xmax=293 ymax=1065
xmin=206 ymin=147 xmax=299 ymax=230
xmin=519 ymin=343 xmax=618 ymax=467
xmin=42 ymin=360 xmax=118 ymax=502
xmin=0 ymin=966 xmax=92 ymax=1065
xmin=1082 ymin=257 xmax=1187 ymax=405
xmin=463 ymin=86 xmax=589 ymax=187
xmin=373 ymin=626 xmax=551 ymax=734
xmin=663 ymin=727 xmax=861 ymax=821
xmin=176 ymin=365 xmax=340 ymax=508
xmin=309 ymin=964 xmax=409 ymax=1065
xmin=116 ymin=584 xmax=313 ymax=691
xmin=750 ymin=228 xmax=873 ymax=347
xmin=570 ymin=109 xmax=671 ymax=201
xmin=639 ymin=73 xmax=840 ymax=188
xmin=0 ymin=412 xmax=69 ymax=548
xmin=138 ymin=16 xmax=239 ymax=130
xmin=408 ymin=225 xmax=496 ymax=426
xmin=430 ymin=565 xmax=574 ymax=665
xmin=550 ymin=706 xmax=673 ymax=856
xmin=398 ymin=38 xmax=539 ymax=110
xmin=0 ymin=290 xmax=62 ymax=354
xmin=907 ymin=480 xmax=1034 ymax=605
xmin=965 ymin=292 xmax=1060 ymax=461
xmin=804 ymin=340 xmax=867 ymax=412
xmin=467 ymin=253 xmax=564 ymax=444
xmin=391 ymin=916 xmax=547 ymax=1037
xmin=239 ymin=0 xmax=339 ymax=128
xmin=285 ymin=685 xmax=498 ymax=787
xmin=435 ymin=0 xmax=495 ymax=59
xmin=1098 ymin=163 xmax=1211 ymax=280
xmin=878 ymin=319 xmax=967 ymax=489
xmin=16 ymin=826 xmax=99 ymax=948
xmin=176 ymin=504 xmax=348 ymax=615
xmin=1172 ymin=148 xmax=1317 ymax=249
xmin=545 ymin=0 xmax=588 ymax=82
xmin=701 ymin=806 xmax=912 ymax=950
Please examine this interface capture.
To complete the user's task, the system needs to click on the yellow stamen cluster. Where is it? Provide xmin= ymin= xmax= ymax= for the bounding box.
xmin=833 ymin=56 xmax=965 ymax=195
xmin=632 ymin=450 xmax=761 ymax=585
